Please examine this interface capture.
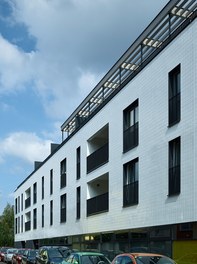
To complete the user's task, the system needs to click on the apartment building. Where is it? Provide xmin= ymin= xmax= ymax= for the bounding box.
xmin=14 ymin=0 xmax=197 ymax=259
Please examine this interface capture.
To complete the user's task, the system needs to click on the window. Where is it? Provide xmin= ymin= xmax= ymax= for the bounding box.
xmin=21 ymin=193 xmax=23 ymax=211
xmin=123 ymin=158 xmax=139 ymax=206
xmin=60 ymin=194 xmax=66 ymax=223
xmin=15 ymin=198 xmax=17 ymax=214
xmin=169 ymin=137 xmax=181 ymax=195
xmin=33 ymin=208 xmax=37 ymax=229
xmin=33 ymin=182 xmax=37 ymax=204
xmin=76 ymin=187 xmax=81 ymax=219
xmin=169 ymin=64 xmax=181 ymax=126
xmin=60 ymin=158 xmax=67 ymax=188
xmin=123 ymin=100 xmax=139 ymax=152
xmin=76 ymin=147 xmax=81 ymax=180
xmin=50 ymin=169 xmax=53 ymax=195
xmin=50 ymin=200 xmax=53 ymax=225
xmin=42 ymin=176 xmax=44 ymax=199
xmin=21 ymin=215 xmax=23 ymax=233
xmin=42 ymin=204 xmax=44 ymax=227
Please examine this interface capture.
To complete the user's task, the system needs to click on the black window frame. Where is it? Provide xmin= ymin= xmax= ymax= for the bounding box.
xmin=168 ymin=137 xmax=181 ymax=196
xmin=76 ymin=147 xmax=81 ymax=180
xmin=168 ymin=64 xmax=181 ymax=126
xmin=60 ymin=193 xmax=67 ymax=223
xmin=76 ymin=186 xmax=81 ymax=219
xmin=123 ymin=157 xmax=139 ymax=207
xmin=123 ymin=99 xmax=139 ymax=153
xmin=60 ymin=158 xmax=67 ymax=188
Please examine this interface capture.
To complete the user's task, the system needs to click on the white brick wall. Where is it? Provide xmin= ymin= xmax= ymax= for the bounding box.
xmin=15 ymin=19 xmax=197 ymax=242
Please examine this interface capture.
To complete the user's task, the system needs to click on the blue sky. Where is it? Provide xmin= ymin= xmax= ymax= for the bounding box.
xmin=0 ymin=0 xmax=169 ymax=214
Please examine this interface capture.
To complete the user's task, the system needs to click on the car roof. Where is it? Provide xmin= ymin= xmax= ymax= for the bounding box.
xmin=72 ymin=252 xmax=105 ymax=256
xmin=116 ymin=253 xmax=165 ymax=257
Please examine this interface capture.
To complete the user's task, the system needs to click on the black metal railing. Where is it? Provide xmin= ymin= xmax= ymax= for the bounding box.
xmin=123 ymin=122 xmax=138 ymax=152
xmin=87 ymin=192 xmax=109 ymax=216
xmin=169 ymin=165 xmax=180 ymax=195
xmin=123 ymin=181 xmax=138 ymax=206
xmin=87 ymin=143 xmax=109 ymax=173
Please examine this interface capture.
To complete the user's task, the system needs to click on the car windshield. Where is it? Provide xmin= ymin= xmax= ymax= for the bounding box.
xmin=81 ymin=255 xmax=110 ymax=264
xmin=48 ymin=249 xmax=63 ymax=258
xmin=29 ymin=251 xmax=37 ymax=257
xmin=135 ymin=256 xmax=175 ymax=264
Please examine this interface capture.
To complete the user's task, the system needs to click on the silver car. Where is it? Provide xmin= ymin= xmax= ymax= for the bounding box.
xmin=5 ymin=248 xmax=18 ymax=264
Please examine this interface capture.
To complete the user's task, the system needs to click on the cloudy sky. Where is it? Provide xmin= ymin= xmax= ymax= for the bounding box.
xmin=0 ymin=0 xmax=169 ymax=214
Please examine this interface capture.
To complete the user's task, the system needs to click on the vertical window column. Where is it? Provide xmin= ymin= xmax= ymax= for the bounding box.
xmin=169 ymin=64 xmax=181 ymax=126
xmin=60 ymin=158 xmax=67 ymax=188
xmin=50 ymin=169 xmax=53 ymax=195
xmin=123 ymin=100 xmax=139 ymax=152
xmin=169 ymin=137 xmax=181 ymax=196
xmin=76 ymin=147 xmax=81 ymax=180
xmin=123 ymin=158 xmax=139 ymax=206
xmin=60 ymin=194 xmax=66 ymax=223
xmin=76 ymin=187 xmax=81 ymax=219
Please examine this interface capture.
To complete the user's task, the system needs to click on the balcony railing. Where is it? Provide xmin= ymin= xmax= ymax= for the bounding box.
xmin=87 ymin=143 xmax=108 ymax=173
xmin=87 ymin=192 xmax=109 ymax=216
xmin=123 ymin=122 xmax=138 ymax=152
xmin=123 ymin=181 xmax=138 ymax=207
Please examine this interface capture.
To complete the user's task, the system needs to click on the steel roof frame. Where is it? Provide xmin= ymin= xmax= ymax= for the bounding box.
xmin=61 ymin=0 xmax=197 ymax=139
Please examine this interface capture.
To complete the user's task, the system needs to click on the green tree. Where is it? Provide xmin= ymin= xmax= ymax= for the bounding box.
xmin=0 ymin=203 xmax=14 ymax=247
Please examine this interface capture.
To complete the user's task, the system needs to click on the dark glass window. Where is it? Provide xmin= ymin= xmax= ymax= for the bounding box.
xmin=123 ymin=100 xmax=139 ymax=152
xmin=50 ymin=200 xmax=53 ymax=225
xmin=169 ymin=137 xmax=181 ymax=196
xmin=123 ymin=158 xmax=139 ymax=206
xmin=50 ymin=169 xmax=53 ymax=195
xmin=42 ymin=204 xmax=44 ymax=227
xmin=33 ymin=208 xmax=37 ymax=229
xmin=76 ymin=147 xmax=81 ymax=180
xmin=169 ymin=64 xmax=181 ymax=126
xmin=33 ymin=182 xmax=37 ymax=204
xmin=60 ymin=158 xmax=67 ymax=188
xmin=60 ymin=194 xmax=66 ymax=223
xmin=42 ymin=176 xmax=44 ymax=199
xmin=76 ymin=187 xmax=81 ymax=219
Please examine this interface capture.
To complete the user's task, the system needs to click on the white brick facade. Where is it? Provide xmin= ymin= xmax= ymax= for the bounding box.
xmin=14 ymin=0 xmax=197 ymax=258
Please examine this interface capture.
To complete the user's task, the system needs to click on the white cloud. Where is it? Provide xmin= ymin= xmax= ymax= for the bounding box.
xmin=1 ymin=0 xmax=168 ymax=121
xmin=0 ymin=131 xmax=51 ymax=163
xmin=0 ymin=35 xmax=34 ymax=93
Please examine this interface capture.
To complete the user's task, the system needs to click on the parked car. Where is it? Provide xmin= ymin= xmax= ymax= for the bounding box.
xmin=0 ymin=247 xmax=10 ymax=262
xmin=22 ymin=249 xmax=38 ymax=264
xmin=36 ymin=246 xmax=71 ymax=264
xmin=64 ymin=251 xmax=111 ymax=264
xmin=111 ymin=253 xmax=176 ymax=264
xmin=12 ymin=249 xmax=27 ymax=264
xmin=5 ymin=248 xmax=18 ymax=264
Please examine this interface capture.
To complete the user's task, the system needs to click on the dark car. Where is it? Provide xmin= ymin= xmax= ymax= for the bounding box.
xmin=36 ymin=246 xmax=71 ymax=264
xmin=111 ymin=253 xmax=176 ymax=264
xmin=22 ymin=249 xmax=38 ymax=264
xmin=64 ymin=251 xmax=111 ymax=264
xmin=12 ymin=249 xmax=27 ymax=264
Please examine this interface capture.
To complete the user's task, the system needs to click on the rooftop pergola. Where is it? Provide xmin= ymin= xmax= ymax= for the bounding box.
xmin=61 ymin=0 xmax=197 ymax=140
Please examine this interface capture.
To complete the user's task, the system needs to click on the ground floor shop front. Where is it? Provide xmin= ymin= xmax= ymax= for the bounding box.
xmin=15 ymin=222 xmax=197 ymax=261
